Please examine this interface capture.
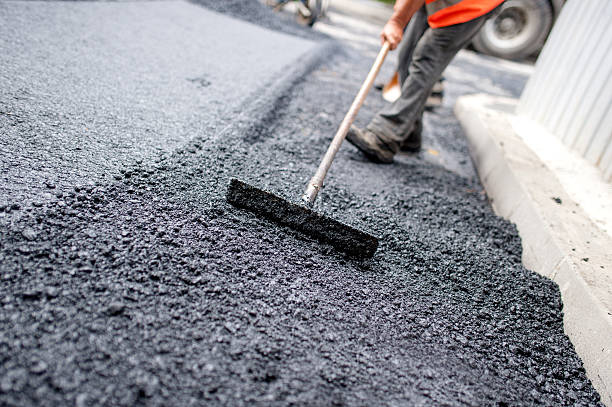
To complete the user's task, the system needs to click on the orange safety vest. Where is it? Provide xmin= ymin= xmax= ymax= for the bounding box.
xmin=425 ymin=0 xmax=505 ymax=28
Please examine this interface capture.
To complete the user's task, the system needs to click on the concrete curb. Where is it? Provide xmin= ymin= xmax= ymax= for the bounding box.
xmin=455 ymin=94 xmax=612 ymax=406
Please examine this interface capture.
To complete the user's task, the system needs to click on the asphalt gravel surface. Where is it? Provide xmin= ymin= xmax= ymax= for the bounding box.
xmin=0 ymin=0 xmax=604 ymax=406
xmin=0 ymin=0 xmax=316 ymax=206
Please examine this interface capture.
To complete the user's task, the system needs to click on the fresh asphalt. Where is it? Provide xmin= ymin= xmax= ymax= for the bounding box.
xmin=0 ymin=0 xmax=316 ymax=206
xmin=0 ymin=0 xmax=603 ymax=405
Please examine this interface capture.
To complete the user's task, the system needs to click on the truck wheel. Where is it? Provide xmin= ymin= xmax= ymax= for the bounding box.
xmin=472 ymin=0 xmax=553 ymax=60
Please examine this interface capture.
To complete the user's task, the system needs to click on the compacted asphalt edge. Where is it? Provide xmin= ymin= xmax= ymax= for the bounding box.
xmin=0 ymin=0 xmax=604 ymax=406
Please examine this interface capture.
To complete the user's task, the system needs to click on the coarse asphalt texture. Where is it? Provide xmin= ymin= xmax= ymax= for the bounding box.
xmin=0 ymin=0 xmax=604 ymax=406
xmin=0 ymin=0 xmax=317 ymax=205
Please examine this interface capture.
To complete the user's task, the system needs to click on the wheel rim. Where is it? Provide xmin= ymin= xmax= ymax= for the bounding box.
xmin=481 ymin=2 xmax=541 ymax=51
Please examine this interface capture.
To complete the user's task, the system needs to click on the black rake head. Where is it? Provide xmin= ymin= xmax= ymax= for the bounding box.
xmin=226 ymin=178 xmax=378 ymax=258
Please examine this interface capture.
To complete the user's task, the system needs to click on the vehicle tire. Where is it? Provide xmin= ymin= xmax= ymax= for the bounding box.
xmin=472 ymin=0 xmax=553 ymax=60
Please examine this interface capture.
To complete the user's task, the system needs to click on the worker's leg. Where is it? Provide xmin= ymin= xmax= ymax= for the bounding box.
xmin=375 ymin=7 xmax=427 ymax=92
xmin=397 ymin=6 xmax=429 ymax=86
xmin=367 ymin=12 xmax=494 ymax=153
xmin=394 ymin=7 xmax=437 ymax=152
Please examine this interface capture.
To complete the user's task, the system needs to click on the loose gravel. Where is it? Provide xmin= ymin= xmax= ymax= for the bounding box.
xmin=0 ymin=0 xmax=603 ymax=406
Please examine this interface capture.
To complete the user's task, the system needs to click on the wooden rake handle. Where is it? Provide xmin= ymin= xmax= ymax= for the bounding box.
xmin=302 ymin=41 xmax=391 ymax=206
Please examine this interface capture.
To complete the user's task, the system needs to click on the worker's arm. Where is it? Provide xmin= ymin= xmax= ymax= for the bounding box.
xmin=382 ymin=0 xmax=426 ymax=49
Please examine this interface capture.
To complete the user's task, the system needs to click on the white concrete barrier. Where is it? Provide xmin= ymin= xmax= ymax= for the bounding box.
xmin=517 ymin=0 xmax=612 ymax=181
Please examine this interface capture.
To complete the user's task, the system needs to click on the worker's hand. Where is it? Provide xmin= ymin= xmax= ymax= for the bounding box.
xmin=381 ymin=18 xmax=403 ymax=50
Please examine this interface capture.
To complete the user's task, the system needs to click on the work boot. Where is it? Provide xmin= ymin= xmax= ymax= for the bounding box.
xmin=399 ymin=119 xmax=422 ymax=153
xmin=346 ymin=126 xmax=394 ymax=164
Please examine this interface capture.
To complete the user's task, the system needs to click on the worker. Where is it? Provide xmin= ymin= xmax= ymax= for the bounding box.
xmin=346 ymin=0 xmax=504 ymax=163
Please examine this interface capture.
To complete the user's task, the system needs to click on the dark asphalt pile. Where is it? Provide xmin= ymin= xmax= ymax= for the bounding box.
xmin=0 ymin=1 xmax=603 ymax=406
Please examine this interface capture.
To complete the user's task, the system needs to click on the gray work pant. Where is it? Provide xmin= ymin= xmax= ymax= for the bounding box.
xmin=367 ymin=6 xmax=498 ymax=152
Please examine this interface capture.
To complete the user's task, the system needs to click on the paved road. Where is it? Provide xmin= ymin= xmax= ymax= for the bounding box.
xmin=0 ymin=0 xmax=603 ymax=406
xmin=0 ymin=0 xmax=315 ymax=206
